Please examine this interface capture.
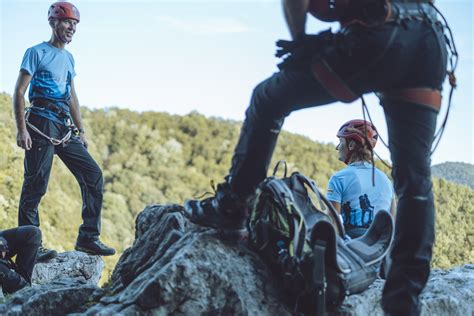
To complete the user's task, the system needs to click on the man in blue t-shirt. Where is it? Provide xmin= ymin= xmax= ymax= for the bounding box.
xmin=326 ymin=120 xmax=396 ymax=239
xmin=13 ymin=2 xmax=115 ymax=261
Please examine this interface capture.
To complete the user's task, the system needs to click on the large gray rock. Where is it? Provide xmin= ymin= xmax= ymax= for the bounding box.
xmin=84 ymin=204 xmax=474 ymax=315
xmin=0 ymin=250 xmax=104 ymax=315
xmin=32 ymin=251 xmax=104 ymax=285
xmin=0 ymin=278 xmax=103 ymax=316
xmin=85 ymin=204 xmax=290 ymax=315
xmin=342 ymin=265 xmax=474 ymax=315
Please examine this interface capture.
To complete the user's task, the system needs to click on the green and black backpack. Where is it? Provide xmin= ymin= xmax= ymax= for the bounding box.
xmin=247 ymin=161 xmax=394 ymax=315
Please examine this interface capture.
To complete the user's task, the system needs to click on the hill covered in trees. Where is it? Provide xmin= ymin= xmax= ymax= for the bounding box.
xmin=0 ymin=92 xmax=472 ymax=280
xmin=432 ymin=162 xmax=474 ymax=189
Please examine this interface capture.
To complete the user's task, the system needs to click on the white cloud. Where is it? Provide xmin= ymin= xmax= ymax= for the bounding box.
xmin=156 ymin=15 xmax=254 ymax=34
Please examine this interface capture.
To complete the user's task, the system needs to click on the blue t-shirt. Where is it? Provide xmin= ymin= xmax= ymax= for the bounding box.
xmin=326 ymin=162 xmax=393 ymax=230
xmin=20 ymin=42 xmax=76 ymax=124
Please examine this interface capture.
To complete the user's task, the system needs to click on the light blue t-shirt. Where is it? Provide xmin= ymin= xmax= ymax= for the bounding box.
xmin=326 ymin=161 xmax=393 ymax=230
xmin=20 ymin=42 xmax=76 ymax=124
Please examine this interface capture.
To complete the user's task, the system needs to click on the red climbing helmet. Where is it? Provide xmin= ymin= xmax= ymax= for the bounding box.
xmin=48 ymin=2 xmax=80 ymax=22
xmin=337 ymin=119 xmax=378 ymax=149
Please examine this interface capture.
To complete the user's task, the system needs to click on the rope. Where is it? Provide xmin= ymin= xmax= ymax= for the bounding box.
xmin=25 ymin=110 xmax=72 ymax=146
xmin=360 ymin=96 xmax=393 ymax=189
xmin=429 ymin=2 xmax=458 ymax=155
xmin=357 ymin=2 xmax=458 ymax=166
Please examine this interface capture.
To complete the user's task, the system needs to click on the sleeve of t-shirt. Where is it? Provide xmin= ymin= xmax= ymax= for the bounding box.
xmin=20 ymin=47 xmax=40 ymax=76
xmin=68 ymin=52 xmax=76 ymax=78
xmin=326 ymin=176 xmax=343 ymax=203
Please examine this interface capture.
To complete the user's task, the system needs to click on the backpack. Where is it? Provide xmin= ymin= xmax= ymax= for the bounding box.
xmin=247 ymin=161 xmax=394 ymax=315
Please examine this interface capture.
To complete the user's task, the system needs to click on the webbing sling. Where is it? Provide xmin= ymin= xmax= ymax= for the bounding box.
xmin=313 ymin=240 xmax=327 ymax=316
xmin=311 ymin=2 xmax=438 ymax=104
xmin=25 ymin=109 xmax=73 ymax=146
xmin=377 ymin=88 xmax=442 ymax=112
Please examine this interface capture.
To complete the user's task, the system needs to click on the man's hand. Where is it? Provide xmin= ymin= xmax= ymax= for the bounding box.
xmin=79 ymin=132 xmax=88 ymax=149
xmin=275 ymin=30 xmax=334 ymax=70
xmin=16 ymin=128 xmax=32 ymax=150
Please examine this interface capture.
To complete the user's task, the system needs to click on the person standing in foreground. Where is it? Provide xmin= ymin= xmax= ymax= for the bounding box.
xmin=327 ymin=120 xmax=396 ymax=239
xmin=184 ymin=0 xmax=449 ymax=314
xmin=13 ymin=2 xmax=115 ymax=261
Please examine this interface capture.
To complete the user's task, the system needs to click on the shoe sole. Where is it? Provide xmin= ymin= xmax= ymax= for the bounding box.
xmin=214 ymin=228 xmax=249 ymax=241
xmin=184 ymin=202 xmax=246 ymax=231
xmin=190 ymin=217 xmax=245 ymax=231
xmin=74 ymin=246 xmax=115 ymax=256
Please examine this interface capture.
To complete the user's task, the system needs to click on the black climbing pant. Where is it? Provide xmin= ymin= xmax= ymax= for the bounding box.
xmin=0 ymin=226 xmax=41 ymax=293
xmin=19 ymin=113 xmax=103 ymax=243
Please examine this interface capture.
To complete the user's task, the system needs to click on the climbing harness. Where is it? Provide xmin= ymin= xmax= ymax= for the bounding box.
xmin=361 ymin=1 xmax=458 ymax=164
xmin=25 ymin=102 xmax=75 ymax=146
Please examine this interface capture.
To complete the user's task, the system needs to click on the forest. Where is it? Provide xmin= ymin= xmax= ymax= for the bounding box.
xmin=0 ymin=92 xmax=472 ymax=281
xmin=432 ymin=162 xmax=474 ymax=189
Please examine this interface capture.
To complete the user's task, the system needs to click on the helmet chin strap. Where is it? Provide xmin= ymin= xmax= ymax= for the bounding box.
xmin=343 ymin=140 xmax=354 ymax=165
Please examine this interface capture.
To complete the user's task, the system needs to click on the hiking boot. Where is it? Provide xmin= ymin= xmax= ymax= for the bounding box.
xmin=36 ymin=246 xmax=58 ymax=263
xmin=184 ymin=182 xmax=248 ymax=230
xmin=75 ymin=239 xmax=116 ymax=256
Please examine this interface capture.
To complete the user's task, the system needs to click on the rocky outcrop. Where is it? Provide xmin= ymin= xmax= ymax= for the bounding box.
xmin=0 ymin=251 xmax=104 ymax=315
xmin=0 ymin=204 xmax=472 ymax=315
xmin=0 ymin=278 xmax=103 ymax=315
xmin=32 ymin=251 xmax=104 ymax=285
xmin=86 ymin=204 xmax=474 ymax=315
xmin=342 ymin=265 xmax=474 ymax=315
xmin=85 ymin=204 xmax=290 ymax=315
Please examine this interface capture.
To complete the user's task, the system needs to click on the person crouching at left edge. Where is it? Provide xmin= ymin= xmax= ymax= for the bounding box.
xmin=13 ymin=1 xmax=115 ymax=262
xmin=0 ymin=226 xmax=41 ymax=294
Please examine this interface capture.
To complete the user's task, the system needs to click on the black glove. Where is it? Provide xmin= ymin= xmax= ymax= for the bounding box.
xmin=275 ymin=29 xmax=334 ymax=70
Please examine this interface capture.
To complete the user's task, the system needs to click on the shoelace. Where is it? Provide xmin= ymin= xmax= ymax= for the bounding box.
xmin=38 ymin=246 xmax=51 ymax=253
xmin=95 ymin=240 xmax=109 ymax=249
xmin=193 ymin=180 xmax=218 ymax=200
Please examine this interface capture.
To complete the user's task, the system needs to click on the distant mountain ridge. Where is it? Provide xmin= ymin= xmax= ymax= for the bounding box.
xmin=432 ymin=162 xmax=474 ymax=189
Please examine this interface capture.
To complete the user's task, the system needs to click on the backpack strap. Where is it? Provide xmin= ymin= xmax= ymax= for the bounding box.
xmin=292 ymin=173 xmax=346 ymax=238
xmin=312 ymin=239 xmax=327 ymax=315
xmin=311 ymin=211 xmax=394 ymax=276
xmin=272 ymin=160 xmax=288 ymax=178
xmin=264 ymin=177 xmax=310 ymax=258
xmin=257 ymin=178 xmax=297 ymax=254
xmin=345 ymin=210 xmax=394 ymax=265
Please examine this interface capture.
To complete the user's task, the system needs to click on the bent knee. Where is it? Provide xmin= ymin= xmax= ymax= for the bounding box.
xmin=20 ymin=225 xmax=42 ymax=244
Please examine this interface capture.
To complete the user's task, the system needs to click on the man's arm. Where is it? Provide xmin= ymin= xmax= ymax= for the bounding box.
xmin=283 ymin=0 xmax=310 ymax=39
xmin=69 ymin=79 xmax=88 ymax=148
xmin=13 ymin=71 xmax=32 ymax=150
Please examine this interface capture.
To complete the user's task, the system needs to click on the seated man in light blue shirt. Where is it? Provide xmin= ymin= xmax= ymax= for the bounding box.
xmin=326 ymin=120 xmax=396 ymax=239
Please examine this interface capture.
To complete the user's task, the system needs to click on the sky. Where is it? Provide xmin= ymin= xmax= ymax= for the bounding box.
xmin=1 ymin=0 xmax=473 ymax=165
